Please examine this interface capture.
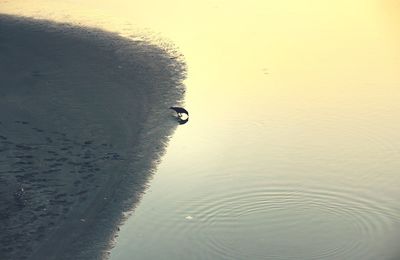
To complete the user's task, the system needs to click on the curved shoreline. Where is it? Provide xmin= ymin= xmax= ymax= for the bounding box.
xmin=0 ymin=14 xmax=186 ymax=259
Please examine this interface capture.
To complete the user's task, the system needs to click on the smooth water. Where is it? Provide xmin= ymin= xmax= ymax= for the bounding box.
xmin=2 ymin=1 xmax=400 ymax=259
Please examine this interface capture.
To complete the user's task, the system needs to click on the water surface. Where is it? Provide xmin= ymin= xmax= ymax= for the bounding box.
xmin=2 ymin=1 xmax=400 ymax=259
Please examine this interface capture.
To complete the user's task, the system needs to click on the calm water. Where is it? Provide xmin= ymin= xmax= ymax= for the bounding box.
xmin=2 ymin=1 xmax=400 ymax=259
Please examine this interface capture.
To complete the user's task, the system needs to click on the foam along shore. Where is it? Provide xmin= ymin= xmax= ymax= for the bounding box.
xmin=0 ymin=14 xmax=186 ymax=260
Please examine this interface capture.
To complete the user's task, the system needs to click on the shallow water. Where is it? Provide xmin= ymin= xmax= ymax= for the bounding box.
xmin=2 ymin=0 xmax=400 ymax=259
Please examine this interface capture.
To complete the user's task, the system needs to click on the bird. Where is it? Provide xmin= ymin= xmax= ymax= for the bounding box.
xmin=169 ymin=106 xmax=189 ymax=117
xmin=170 ymin=106 xmax=189 ymax=124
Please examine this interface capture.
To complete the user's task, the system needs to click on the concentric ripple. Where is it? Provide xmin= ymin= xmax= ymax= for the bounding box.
xmin=160 ymin=181 xmax=400 ymax=260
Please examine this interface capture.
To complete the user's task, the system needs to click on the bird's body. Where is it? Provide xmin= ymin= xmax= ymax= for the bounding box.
xmin=169 ymin=106 xmax=189 ymax=116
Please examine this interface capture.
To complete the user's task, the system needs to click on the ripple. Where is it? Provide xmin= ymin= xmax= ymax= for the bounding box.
xmin=163 ymin=181 xmax=399 ymax=260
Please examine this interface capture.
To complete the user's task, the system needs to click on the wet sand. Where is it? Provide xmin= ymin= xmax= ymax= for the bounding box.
xmin=0 ymin=15 xmax=186 ymax=259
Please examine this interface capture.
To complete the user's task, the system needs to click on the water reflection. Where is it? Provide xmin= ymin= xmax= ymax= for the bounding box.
xmin=1 ymin=0 xmax=400 ymax=259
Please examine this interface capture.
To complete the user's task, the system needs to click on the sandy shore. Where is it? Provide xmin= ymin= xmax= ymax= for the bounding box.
xmin=0 ymin=14 xmax=186 ymax=260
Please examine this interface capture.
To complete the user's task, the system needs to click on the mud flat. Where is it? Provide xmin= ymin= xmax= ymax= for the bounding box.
xmin=0 ymin=14 xmax=185 ymax=260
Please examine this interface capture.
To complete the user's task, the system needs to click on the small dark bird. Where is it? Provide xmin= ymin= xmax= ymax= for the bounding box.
xmin=169 ymin=107 xmax=189 ymax=117
xmin=170 ymin=106 xmax=189 ymax=124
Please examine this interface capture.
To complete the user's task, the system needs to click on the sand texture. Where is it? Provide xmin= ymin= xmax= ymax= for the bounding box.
xmin=0 ymin=14 xmax=186 ymax=260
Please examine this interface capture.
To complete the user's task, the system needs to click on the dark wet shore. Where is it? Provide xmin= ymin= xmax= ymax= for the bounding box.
xmin=0 ymin=14 xmax=185 ymax=259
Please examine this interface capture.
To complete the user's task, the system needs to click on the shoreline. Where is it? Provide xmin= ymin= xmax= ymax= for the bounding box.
xmin=0 ymin=14 xmax=186 ymax=259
